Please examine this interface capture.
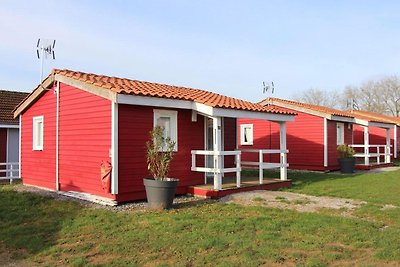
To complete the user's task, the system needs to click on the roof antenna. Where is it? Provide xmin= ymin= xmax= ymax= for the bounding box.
xmin=36 ymin=38 xmax=56 ymax=86
xmin=263 ymin=81 xmax=275 ymax=94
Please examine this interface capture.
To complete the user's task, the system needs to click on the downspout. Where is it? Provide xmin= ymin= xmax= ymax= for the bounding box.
xmin=323 ymin=118 xmax=328 ymax=168
xmin=111 ymin=101 xmax=119 ymax=194
xmin=55 ymin=81 xmax=60 ymax=191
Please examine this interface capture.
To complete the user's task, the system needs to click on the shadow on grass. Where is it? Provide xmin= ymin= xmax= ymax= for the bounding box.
xmin=0 ymin=186 xmax=80 ymax=260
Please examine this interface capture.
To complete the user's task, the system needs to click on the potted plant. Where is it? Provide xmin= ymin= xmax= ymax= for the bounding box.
xmin=143 ymin=126 xmax=178 ymax=209
xmin=337 ymin=144 xmax=356 ymax=173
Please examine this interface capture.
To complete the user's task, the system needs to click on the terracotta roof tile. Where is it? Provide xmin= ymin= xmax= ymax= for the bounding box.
xmin=52 ymin=69 xmax=295 ymax=115
xmin=349 ymin=110 xmax=398 ymax=125
xmin=0 ymin=90 xmax=29 ymax=124
xmin=263 ymin=97 xmax=353 ymax=118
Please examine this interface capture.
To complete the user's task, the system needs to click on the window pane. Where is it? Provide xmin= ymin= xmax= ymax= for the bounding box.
xmin=157 ymin=116 xmax=171 ymax=139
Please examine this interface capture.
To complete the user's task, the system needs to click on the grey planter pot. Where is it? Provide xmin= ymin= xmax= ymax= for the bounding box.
xmin=338 ymin=158 xmax=355 ymax=173
xmin=143 ymin=178 xmax=179 ymax=209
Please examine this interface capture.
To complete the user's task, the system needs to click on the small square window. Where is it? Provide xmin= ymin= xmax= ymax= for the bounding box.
xmin=240 ymin=124 xmax=253 ymax=145
xmin=153 ymin=110 xmax=178 ymax=151
xmin=337 ymin=123 xmax=344 ymax=145
xmin=33 ymin=116 xmax=44 ymax=150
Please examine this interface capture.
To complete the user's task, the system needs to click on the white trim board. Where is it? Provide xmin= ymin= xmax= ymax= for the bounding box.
xmin=0 ymin=124 xmax=19 ymax=129
xmin=118 ymin=94 xmax=295 ymax=122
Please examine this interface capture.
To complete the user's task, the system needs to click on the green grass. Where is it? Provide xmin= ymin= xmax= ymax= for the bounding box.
xmin=1 ymin=168 xmax=400 ymax=266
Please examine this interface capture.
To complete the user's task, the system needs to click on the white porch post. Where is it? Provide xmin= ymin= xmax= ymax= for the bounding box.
xmin=213 ymin=117 xmax=222 ymax=190
xmin=385 ymin=128 xmax=391 ymax=163
xmin=279 ymin=122 xmax=287 ymax=181
xmin=364 ymin=126 xmax=369 ymax=165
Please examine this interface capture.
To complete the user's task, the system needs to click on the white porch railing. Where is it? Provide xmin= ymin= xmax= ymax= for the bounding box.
xmin=240 ymin=149 xmax=289 ymax=183
xmin=0 ymin=162 xmax=20 ymax=184
xmin=350 ymin=145 xmax=391 ymax=165
xmin=191 ymin=149 xmax=289 ymax=190
xmin=191 ymin=150 xmax=242 ymax=188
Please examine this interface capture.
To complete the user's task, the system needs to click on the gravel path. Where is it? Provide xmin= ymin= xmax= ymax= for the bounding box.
xmin=220 ymin=190 xmax=367 ymax=216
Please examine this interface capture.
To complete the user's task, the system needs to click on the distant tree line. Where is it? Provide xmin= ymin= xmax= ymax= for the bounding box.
xmin=293 ymin=76 xmax=400 ymax=116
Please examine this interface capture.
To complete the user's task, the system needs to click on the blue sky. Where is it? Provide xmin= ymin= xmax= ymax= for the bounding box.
xmin=1 ymin=1 xmax=400 ymax=102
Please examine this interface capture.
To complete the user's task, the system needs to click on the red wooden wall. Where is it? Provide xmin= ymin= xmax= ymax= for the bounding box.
xmin=21 ymin=84 xmax=113 ymax=198
xmin=238 ymin=110 xmax=353 ymax=171
xmin=223 ymin=117 xmax=237 ymax=173
xmin=21 ymin=89 xmax=56 ymax=189
xmin=0 ymin=128 xmax=6 ymax=177
xmin=117 ymin=105 xmax=205 ymax=202
xmin=58 ymin=84 xmax=112 ymax=198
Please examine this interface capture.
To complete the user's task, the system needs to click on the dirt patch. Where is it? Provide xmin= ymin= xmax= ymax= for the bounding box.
xmin=220 ymin=191 xmax=366 ymax=216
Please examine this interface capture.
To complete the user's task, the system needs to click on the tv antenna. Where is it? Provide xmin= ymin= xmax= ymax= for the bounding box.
xmin=36 ymin=38 xmax=56 ymax=84
xmin=263 ymin=81 xmax=275 ymax=94
xmin=348 ymin=98 xmax=359 ymax=111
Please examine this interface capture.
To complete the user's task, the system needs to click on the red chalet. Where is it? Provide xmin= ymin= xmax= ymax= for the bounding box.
xmin=14 ymin=69 xmax=295 ymax=204
xmin=238 ymin=97 xmax=395 ymax=171
xmin=0 ymin=90 xmax=28 ymax=180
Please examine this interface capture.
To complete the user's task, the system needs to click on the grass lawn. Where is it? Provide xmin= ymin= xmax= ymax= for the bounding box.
xmin=1 ymin=169 xmax=400 ymax=266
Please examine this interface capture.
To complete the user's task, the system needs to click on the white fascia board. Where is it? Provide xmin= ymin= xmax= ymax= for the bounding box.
xmin=369 ymin=121 xmax=394 ymax=129
xmin=55 ymin=75 xmax=117 ymax=102
xmin=331 ymin=115 xmax=354 ymax=123
xmin=267 ymin=101 xmax=331 ymax=119
xmin=213 ymin=107 xmax=295 ymax=122
xmin=353 ymin=118 xmax=369 ymax=126
xmin=117 ymin=94 xmax=192 ymax=109
xmin=0 ymin=124 xmax=19 ymax=129
xmin=117 ymin=94 xmax=294 ymax=122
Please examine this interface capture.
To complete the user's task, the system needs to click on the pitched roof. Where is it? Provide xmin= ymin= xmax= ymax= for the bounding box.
xmin=261 ymin=97 xmax=353 ymax=118
xmin=51 ymin=69 xmax=294 ymax=115
xmin=0 ymin=90 xmax=29 ymax=124
xmin=349 ymin=110 xmax=400 ymax=125
xmin=260 ymin=97 xmax=395 ymax=126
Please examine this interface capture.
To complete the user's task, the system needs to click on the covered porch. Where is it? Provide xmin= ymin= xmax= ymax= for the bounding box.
xmin=350 ymin=121 xmax=394 ymax=169
xmin=190 ymin=110 xmax=294 ymax=194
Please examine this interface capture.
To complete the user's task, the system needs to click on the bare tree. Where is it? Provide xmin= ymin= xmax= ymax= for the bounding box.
xmin=294 ymin=76 xmax=400 ymax=116
xmin=293 ymin=87 xmax=341 ymax=109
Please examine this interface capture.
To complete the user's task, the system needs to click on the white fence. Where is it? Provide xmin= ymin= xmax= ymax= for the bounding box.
xmin=0 ymin=162 xmax=20 ymax=184
xmin=350 ymin=144 xmax=391 ymax=165
xmin=240 ymin=149 xmax=289 ymax=182
xmin=191 ymin=148 xmax=288 ymax=189
xmin=191 ymin=150 xmax=242 ymax=187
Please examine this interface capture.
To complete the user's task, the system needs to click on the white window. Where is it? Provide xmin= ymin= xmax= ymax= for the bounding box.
xmin=33 ymin=116 xmax=44 ymax=150
xmin=337 ymin=122 xmax=344 ymax=145
xmin=240 ymin=124 xmax=253 ymax=145
xmin=153 ymin=109 xmax=178 ymax=151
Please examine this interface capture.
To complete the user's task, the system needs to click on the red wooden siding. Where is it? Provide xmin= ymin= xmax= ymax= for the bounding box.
xmin=238 ymin=110 xmax=356 ymax=171
xmin=327 ymin=121 xmax=353 ymax=169
xmin=58 ymin=83 xmax=113 ymax=198
xmin=239 ymin=110 xmax=327 ymax=171
xmin=117 ymin=105 xmax=205 ymax=202
xmin=223 ymin=117 xmax=237 ymax=172
xmin=21 ymin=89 xmax=56 ymax=189
xmin=0 ymin=128 xmax=6 ymax=177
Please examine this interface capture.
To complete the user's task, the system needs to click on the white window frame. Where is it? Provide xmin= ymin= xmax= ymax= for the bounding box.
xmin=240 ymin=124 xmax=254 ymax=145
xmin=32 ymin=116 xmax=44 ymax=151
xmin=153 ymin=109 xmax=178 ymax=151
xmin=337 ymin=122 xmax=344 ymax=145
